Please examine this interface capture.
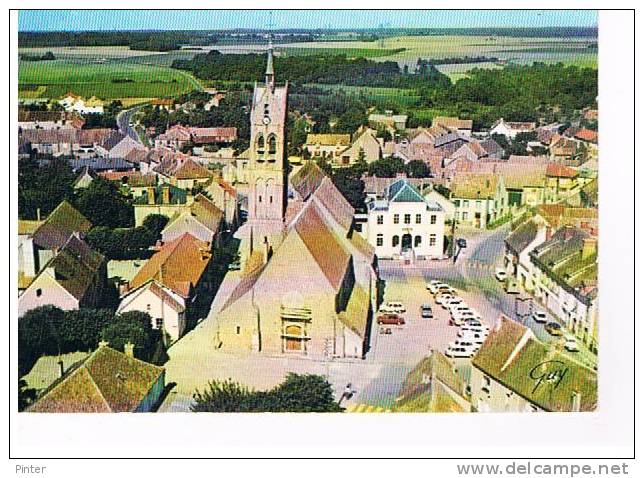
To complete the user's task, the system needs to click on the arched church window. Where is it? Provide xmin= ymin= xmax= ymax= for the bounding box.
xmin=268 ymin=134 xmax=277 ymax=155
xmin=257 ymin=134 xmax=265 ymax=155
xmin=392 ymin=235 xmax=400 ymax=247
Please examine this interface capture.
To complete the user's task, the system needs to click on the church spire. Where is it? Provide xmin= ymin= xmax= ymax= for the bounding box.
xmin=265 ymin=36 xmax=275 ymax=90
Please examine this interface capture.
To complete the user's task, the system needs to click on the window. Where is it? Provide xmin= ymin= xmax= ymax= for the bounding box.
xmin=236 ymin=325 xmax=241 ymax=335
xmin=36 ymin=288 xmax=42 ymax=297
xmin=376 ymin=234 xmax=384 ymax=247
xmin=415 ymin=214 xmax=421 ymax=224
xmin=393 ymin=214 xmax=400 ymax=224
xmin=146 ymin=304 xmax=151 ymax=312
xmin=404 ymin=214 xmax=411 ymax=224
xmin=429 ymin=234 xmax=436 ymax=247
xmin=256 ymin=134 xmax=265 ymax=154
xmin=476 ymin=200 xmax=482 ymax=209
xmin=454 ymin=199 xmax=461 ymax=208
xmin=267 ymin=134 xmax=277 ymax=155
xmin=392 ymin=235 xmax=400 ymax=247
xmin=155 ymin=318 xmax=163 ymax=329
xmin=258 ymin=195 xmax=262 ymax=203
xmin=462 ymin=212 xmax=469 ymax=221
xmin=414 ymin=235 xmax=421 ymax=247
xmin=430 ymin=214 xmax=437 ymax=225
xmin=269 ymin=195 xmax=273 ymax=204
xmin=463 ymin=200 xmax=470 ymax=208
xmin=377 ymin=215 xmax=383 ymax=225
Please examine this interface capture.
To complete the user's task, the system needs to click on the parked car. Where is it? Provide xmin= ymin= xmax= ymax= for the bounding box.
xmin=435 ymin=293 xmax=454 ymax=306
xmin=545 ymin=322 xmax=563 ymax=336
xmin=457 ymin=238 xmax=467 ymax=248
xmin=380 ymin=301 xmax=406 ymax=314
xmin=494 ymin=268 xmax=508 ymax=282
xmin=425 ymin=279 xmax=442 ymax=290
xmin=420 ymin=304 xmax=433 ymax=319
xmin=458 ymin=330 xmax=488 ymax=344
xmin=443 ymin=297 xmax=465 ymax=310
xmin=449 ymin=339 xmax=480 ymax=351
xmin=450 ymin=305 xmax=472 ymax=317
xmin=445 ymin=344 xmax=476 ymax=358
xmin=377 ymin=313 xmax=405 ymax=326
xmin=532 ymin=311 xmax=548 ymax=323
xmin=460 ymin=324 xmax=490 ymax=335
xmin=564 ymin=338 xmax=580 ymax=352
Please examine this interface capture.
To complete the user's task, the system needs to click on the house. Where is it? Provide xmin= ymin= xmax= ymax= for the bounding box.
xmin=450 ymin=173 xmax=506 ymax=228
xmin=27 ymin=344 xmax=165 ymax=413
xmin=159 ymin=156 xmax=213 ymax=191
xmin=335 ymin=128 xmax=382 ymax=167
xmin=471 ymin=316 xmax=597 ymax=412
xmin=394 ymin=351 xmax=470 ymax=412
xmin=98 ymin=170 xmax=158 ymax=199
xmin=489 ymin=118 xmax=537 ymax=139
xmin=432 ymin=116 xmax=473 ymax=136
xmin=133 ymin=184 xmax=192 ymax=227
xmin=150 ymin=98 xmax=174 ymax=111
xmin=545 ymin=163 xmax=579 ymax=203
xmin=161 ymin=194 xmax=224 ymax=245
xmin=204 ymin=176 xmax=238 ymax=226
xmin=503 ymin=217 xmax=549 ymax=290
xmin=550 ymin=136 xmax=584 ymax=165
xmin=19 ymin=129 xmax=77 ymax=156
xmin=363 ymin=178 xmax=445 ymax=260
xmin=68 ymin=157 xmax=137 ymax=174
xmin=478 ymin=138 xmax=505 ymax=160
xmin=303 ymin=133 xmax=351 ymax=161
xmin=18 ymin=109 xmax=84 ymax=130
xmin=368 ymin=112 xmax=408 ymax=131
xmin=154 ymin=125 xmax=237 ymax=150
xmin=72 ymin=166 xmax=96 ymax=189
xmin=535 ymin=204 xmax=598 ymax=236
xmin=119 ymin=233 xmax=212 ymax=341
xmin=18 ymin=200 xmax=92 ymax=288
xmin=529 ymin=227 xmax=598 ymax=350
xmin=469 ymin=161 xmax=548 ymax=208
xmin=18 ymin=234 xmax=108 ymax=317
xmin=59 ymin=92 xmax=104 ymax=114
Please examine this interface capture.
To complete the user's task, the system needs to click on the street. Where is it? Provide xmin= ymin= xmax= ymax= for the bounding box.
xmin=116 ymin=106 xmax=144 ymax=143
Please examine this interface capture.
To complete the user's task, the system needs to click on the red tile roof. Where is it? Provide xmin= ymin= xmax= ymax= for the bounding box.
xmin=546 ymin=163 xmax=578 ymax=178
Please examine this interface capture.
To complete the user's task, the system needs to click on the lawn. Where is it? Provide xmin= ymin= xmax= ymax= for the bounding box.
xmin=18 ymin=59 xmax=201 ymax=100
xmin=279 ymin=46 xmax=404 ymax=58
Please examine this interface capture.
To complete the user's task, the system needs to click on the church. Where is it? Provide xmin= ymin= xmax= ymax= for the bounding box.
xmin=214 ymin=42 xmax=379 ymax=359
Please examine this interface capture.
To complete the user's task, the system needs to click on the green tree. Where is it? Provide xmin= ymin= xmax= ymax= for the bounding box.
xmin=18 ymin=158 xmax=76 ymax=220
xmin=18 ymin=379 xmax=37 ymax=411
xmin=367 ymin=156 xmax=405 ymax=178
xmin=404 ymin=160 xmax=430 ymax=178
xmin=142 ymin=214 xmax=169 ymax=238
xmin=100 ymin=314 xmax=151 ymax=360
xmin=75 ymin=177 xmax=134 ymax=228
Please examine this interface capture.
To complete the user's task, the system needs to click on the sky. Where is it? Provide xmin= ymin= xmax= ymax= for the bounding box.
xmin=18 ymin=10 xmax=597 ymax=32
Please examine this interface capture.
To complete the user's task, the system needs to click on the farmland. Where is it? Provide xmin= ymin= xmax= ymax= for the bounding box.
xmin=18 ymin=58 xmax=201 ymax=100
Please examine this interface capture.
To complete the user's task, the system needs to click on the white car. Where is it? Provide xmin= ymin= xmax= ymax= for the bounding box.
xmin=532 ymin=311 xmax=548 ymax=323
xmin=495 ymin=268 xmax=508 ymax=282
xmin=445 ymin=344 xmax=477 ymax=358
xmin=425 ymin=280 xmax=441 ymax=290
xmin=442 ymin=297 xmax=465 ymax=310
xmin=458 ymin=330 xmax=488 ymax=344
xmin=379 ymin=301 xmax=406 ymax=314
xmin=435 ymin=293 xmax=454 ymax=306
xmin=449 ymin=339 xmax=481 ymax=351
xmin=460 ymin=324 xmax=490 ymax=335
xmin=563 ymin=333 xmax=580 ymax=352
xmin=428 ymin=282 xmax=454 ymax=295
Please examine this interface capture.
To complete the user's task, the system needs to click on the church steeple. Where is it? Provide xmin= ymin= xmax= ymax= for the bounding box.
xmin=265 ymin=38 xmax=275 ymax=90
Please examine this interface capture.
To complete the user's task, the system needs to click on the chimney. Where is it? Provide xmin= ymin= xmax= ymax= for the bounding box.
xmin=36 ymin=208 xmax=41 ymax=221
xmin=262 ymin=236 xmax=270 ymax=265
xmin=581 ymin=237 xmax=597 ymax=260
xmin=147 ymin=187 xmax=155 ymax=205
xmin=57 ymin=359 xmax=64 ymax=378
xmin=571 ymin=391 xmax=581 ymax=412
xmin=162 ymin=185 xmax=170 ymax=204
xmin=124 ymin=342 xmax=135 ymax=358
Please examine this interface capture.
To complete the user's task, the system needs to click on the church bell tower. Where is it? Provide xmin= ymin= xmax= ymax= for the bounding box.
xmin=246 ymin=37 xmax=289 ymax=250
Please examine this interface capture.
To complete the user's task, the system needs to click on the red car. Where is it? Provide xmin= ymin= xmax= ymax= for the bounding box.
xmin=377 ymin=313 xmax=405 ymax=325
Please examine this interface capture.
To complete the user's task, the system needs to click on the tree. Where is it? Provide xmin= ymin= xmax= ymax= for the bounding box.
xmin=367 ymin=156 xmax=405 ymax=178
xmin=191 ymin=373 xmax=343 ymax=412
xmin=142 ymin=214 xmax=169 ymax=238
xmin=18 ymin=379 xmax=37 ymax=411
xmin=75 ymin=177 xmax=134 ymax=228
xmin=100 ymin=313 xmax=152 ymax=360
xmin=18 ymin=158 xmax=76 ymax=220
xmin=18 ymin=305 xmax=66 ymax=375
xmin=404 ymin=160 xmax=430 ymax=178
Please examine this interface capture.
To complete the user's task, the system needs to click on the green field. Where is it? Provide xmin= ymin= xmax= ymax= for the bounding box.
xmin=18 ymin=59 xmax=201 ymax=100
xmin=279 ymin=47 xmax=404 ymax=58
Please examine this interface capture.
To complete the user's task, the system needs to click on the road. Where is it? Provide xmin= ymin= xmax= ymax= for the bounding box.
xmin=116 ymin=106 xmax=145 ymax=143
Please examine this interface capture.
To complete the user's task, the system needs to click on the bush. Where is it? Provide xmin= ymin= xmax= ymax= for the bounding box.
xmin=142 ymin=214 xmax=169 ymax=238
xmin=191 ymin=373 xmax=343 ymax=413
